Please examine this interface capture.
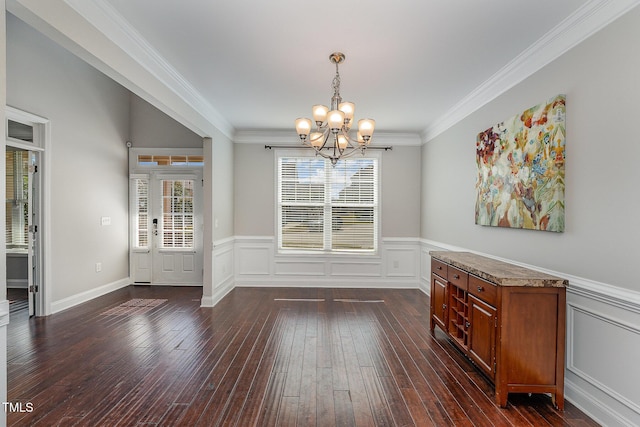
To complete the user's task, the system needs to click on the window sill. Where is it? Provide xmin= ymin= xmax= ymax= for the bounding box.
xmin=276 ymin=249 xmax=380 ymax=259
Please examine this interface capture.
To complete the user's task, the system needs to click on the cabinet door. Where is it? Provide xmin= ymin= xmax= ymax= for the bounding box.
xmin=430 ymin=273 xmax=447 ymax=331
xmin=468 ymin=295 xmax=497 ymax=379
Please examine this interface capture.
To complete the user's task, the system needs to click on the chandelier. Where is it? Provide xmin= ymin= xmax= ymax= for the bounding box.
xmin=295 ymin=52 xmax=375 ymax=165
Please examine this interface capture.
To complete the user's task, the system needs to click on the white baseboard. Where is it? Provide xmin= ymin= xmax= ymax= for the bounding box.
xmin=234 ymin=279 xmax=420 ymax=289
xmin=201 ymin=279 xmax=234 ymax=307
xmin=0 ymin=300 xmax=9 ymax=327
xmin=51 ymin=277 xmax=130 ymax=314
xmin=6 ymin=279 xmax=28 ymax=288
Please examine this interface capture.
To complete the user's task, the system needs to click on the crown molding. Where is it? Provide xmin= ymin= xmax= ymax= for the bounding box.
xmin=234 ymin=129 xmax=422 ymax=146
xmin=60 ymin=0 xmax=234 ymax=139
xmin=423 ymin=0 xmax=640 ymax=143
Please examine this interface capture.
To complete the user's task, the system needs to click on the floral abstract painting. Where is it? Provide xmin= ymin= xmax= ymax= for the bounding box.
xmin=475 ymin=94 xmax=565 ymax=232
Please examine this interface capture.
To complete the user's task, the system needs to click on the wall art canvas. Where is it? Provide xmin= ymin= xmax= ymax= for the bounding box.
xmin=475 ymin=94 xmax=565 ymax=232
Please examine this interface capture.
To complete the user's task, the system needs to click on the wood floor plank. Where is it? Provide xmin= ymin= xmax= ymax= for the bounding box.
xmin=232 ymin=309 xmax=288 ymax=427
xmin=297 ymin=336 xmax=318 ymax=426
xmin=282 ymin=308 xmax=308 ymax=398
xmin=6 ymin=286 xmax=599 ymax=427
xmin=360 ymin=366 xmax=394 ymax=426
xmin=217 ymin=311 xmax=277 ymax=426
xmin=340 ymin=331 xmax=375 ymax=426
xmin=316 ymin=367 xmax=336 ymax=426
xmin=333 ymin=390 xmax=356 ymax=427
xmin=257 ymin=371 xmax=286 ymax=427
xmin=277 ymin=396 xmax=300 ymax=427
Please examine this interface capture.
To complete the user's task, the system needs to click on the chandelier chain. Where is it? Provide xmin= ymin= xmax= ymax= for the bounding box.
xmin=331 ymin=63 xmax=342 ymax=110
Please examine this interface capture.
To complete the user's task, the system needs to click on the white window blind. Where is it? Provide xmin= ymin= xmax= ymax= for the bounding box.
xmin=278 ymin=157 xmax=378 ymax=252
xmin=5 ymin=150 xmax=29 ymax=248
xmin=133 ymin=178 xmax=149 ymax=249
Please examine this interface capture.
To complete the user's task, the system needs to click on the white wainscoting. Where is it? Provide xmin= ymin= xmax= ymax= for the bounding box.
xmin=566 ymin=285 xmax=640 ymax=427
xmin=234 ymin=236 xmax=421 ymax=288
xmin=202 ymin=236 xmax=235 ymax=307
xmin=420 ymin=239 xmax=640 ymax=427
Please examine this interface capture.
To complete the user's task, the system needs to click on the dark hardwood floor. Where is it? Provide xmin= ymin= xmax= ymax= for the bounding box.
xmin=7 ymin=288 xmax=28 ymax=314
xmin=7 ymin=286 xmax=599 ymax=426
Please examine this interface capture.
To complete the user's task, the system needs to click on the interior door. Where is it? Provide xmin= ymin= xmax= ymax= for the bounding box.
xmin=27 ymin=152 xmax=39 ymax=316
xmin=151 ymin=173 xmax=203 ymax=285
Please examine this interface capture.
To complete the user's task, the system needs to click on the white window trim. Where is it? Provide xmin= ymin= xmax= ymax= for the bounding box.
xmin=130 ymin=174 xmax=150 ymax=252
xmin=274 ymin=148 xmax=381 ymax=256
xmin=6 ymin=106 xmax=46 ymax=151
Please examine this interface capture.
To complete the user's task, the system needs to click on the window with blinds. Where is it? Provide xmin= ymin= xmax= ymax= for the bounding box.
xmin=5 ymin=150 xmax=29 ymax=249
xmin=133 ymin=178 xmax=149 ymax=249
xmin=277 ymin=156 xmax=378 ymax=252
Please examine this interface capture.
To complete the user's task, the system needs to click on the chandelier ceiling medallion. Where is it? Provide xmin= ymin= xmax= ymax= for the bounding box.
xmin=295 ymin=52 xmax=375 ymax=165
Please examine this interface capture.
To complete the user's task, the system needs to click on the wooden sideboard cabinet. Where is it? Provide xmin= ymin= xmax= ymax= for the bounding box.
xmin=429 ymin=251 xmax=567 ymax=409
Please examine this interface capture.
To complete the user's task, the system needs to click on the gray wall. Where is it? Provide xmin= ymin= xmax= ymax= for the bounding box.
xmin=234 ymin=143 xmax=421 ymax=238
xmin=6 ymin=254 xmax=26 ymax=284
xmin=129 ymin=93 xmax=233 ymax=240
xmin=129 ymin=93 xmax=202 ymax=149
xmin=212 ymin=127 xmax=234 ymax=240
xmin=381 ymin=146 xmax=421 ymax=238
xmin=421 ymin=7 xmax=640 ymax=292
xmin=7 ymin=14 xmax=130 ymax=302
xmin=233 ymin=143 xmax=274 ymax=236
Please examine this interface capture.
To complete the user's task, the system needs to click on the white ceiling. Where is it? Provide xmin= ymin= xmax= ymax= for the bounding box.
xmin=20 ymin=0 xmax=640 ymax=140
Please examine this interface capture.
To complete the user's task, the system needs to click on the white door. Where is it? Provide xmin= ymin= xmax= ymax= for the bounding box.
xmin=27 ymin=152 xmax=40 ymax=316
xmin=130 ymin=172 xmax=203 ymax=285
xmin=5 ymin=148 xmax=40 ymax=316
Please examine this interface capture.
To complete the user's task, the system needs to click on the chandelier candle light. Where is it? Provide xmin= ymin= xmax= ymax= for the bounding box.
xmin=295 ymin=52 xmax=375 ymax=165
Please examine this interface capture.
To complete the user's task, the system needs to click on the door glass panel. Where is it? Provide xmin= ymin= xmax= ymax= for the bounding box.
xmin=5 ymin=150 xmax=29 ymax=249
xmin=133 ymin=178 xmax=149 ymax=249
xmin=161 ymin=179 xmax=195 ymax=249
xmin=8 ymin=120 xmax=34 ymax=143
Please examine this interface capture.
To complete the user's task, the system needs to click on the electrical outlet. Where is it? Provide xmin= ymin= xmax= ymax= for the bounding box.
xmin=96 ymin=262 xmax=102 ymax=272
xmin=101 ymin=216 xmax=111 ymax=226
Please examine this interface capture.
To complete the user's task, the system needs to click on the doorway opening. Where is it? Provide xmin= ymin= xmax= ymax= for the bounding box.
xmin=129 ymin=149 xmax=204 ymax=286
xmin=5 ymin=107 xmax=47 ymax=317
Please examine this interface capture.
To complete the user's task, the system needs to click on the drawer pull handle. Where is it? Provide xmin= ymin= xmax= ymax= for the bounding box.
xmin=453 ymin=274 xmax=460 ymax=279
xmin=477 ymin=286 xmax=484 ymax=292
xmin=437 ymin=266 xmax=442 ymax=270
xmin=465 ymin=321 xmax=471 ymax=328
xmin=442 ymin=303 xmax=447 ymax=310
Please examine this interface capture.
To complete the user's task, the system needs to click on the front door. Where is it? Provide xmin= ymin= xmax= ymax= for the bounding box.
xmin=130 ymin=172 xmax=203 ymax=285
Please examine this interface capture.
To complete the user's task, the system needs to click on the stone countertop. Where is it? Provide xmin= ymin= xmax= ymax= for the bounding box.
xmin=430 ymin=251 xmax=568 ymax=288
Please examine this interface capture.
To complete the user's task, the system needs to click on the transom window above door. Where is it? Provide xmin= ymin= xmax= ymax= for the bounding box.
xmin=137 ymin=154 xmax=204 ymax=167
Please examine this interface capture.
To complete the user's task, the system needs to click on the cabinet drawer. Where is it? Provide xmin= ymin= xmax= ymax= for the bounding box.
xmin=431 ymin=258 xmax=448 ymax=279
xmin=469 ymin=275 xmax=497 ymax=306
xmin=448 ymin=266 xmax=468 ymax=290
